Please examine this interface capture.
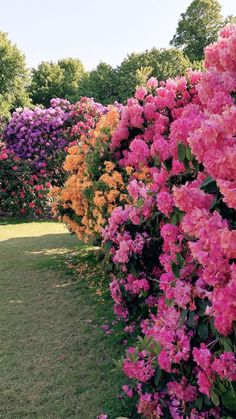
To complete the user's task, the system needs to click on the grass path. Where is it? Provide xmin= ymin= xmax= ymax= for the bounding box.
xmin=0 ymin=221 xmax=130 ymax=419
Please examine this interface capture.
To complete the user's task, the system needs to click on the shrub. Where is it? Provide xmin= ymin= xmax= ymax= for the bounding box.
xmin=2 ymin=97 xmax=105 ymax=217
xmin=0 ymin=146 xmax=50 ymax=217
xmin=4 ymin=97 xmax=105 ymax=188
xmin=51 ymin=106 xmax=128 ymax=242
xmin=101 ymin=26 xmax=236 ymax=417
xmin=49 ymin=26 xmax=236 ymax=417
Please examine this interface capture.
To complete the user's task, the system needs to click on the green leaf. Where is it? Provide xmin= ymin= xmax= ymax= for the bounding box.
xmin=204 ymin=395 xmax=212 ymax=406
xmin=104 ymin=240 xmax=113 ymax=252
xmin=197 ymin=322 xmax=209 ymax=341
xmin=136 ymin=198 xmax=144 ymax=208
xmin=183 ymin=157 xmax=190 ymax=170
xmin=179 ymin=308 xmax=188 ymax=326
xmin=171 ymin=261 xmax=180 ymax=278
xmin=231 ymin=91 xmax=236 ymax=104
xmin=165 ymin=298 xmax=174 ymax=306
xmin=152 ymin=341 xmax=162 ymax=356
xmin=177 ymin=209 xmax=185 ymax=223
xmin=178 ymin=143 xmax=186 ymax=162
xmin=216 ymin=380 xmax=228 ymax=394
xmin=200 ymin=176 xmax=213 ymax=189
xmin=222 ymin=383 xmax=236 ymax=412
xmin=176 ymin=253 xmax=185 ymax=267
xmin=128 ymin=350 xmax=138 ymax=362
xmin=200 ymin=176 xmax=217 ymax=194
xmin=171 ymin=212 xmax=178 ymax=225
xmin=163 ymin=157 xmax=172 ymax=171
xmin=186 ymin=146 xmax=194 ymax=161
xmin=211 ymin=389 xmax=220 ymax=406
xmin=129 ymin=263 xmax=139 ymax=276
xmin=187 ymin=310 xmax=196 ymax=327
xmin=154 ymin=367 xmax=162 ymax=387
xmin=214 ymin=385 xmax=223 ymax=396
xmin=154 ymin=156 xmax=161 ymax=167
xmin=220 ymin=337 xmax=233 ymax=352
xmin=210 ymin=196 xmax=218 ymax=211
xmin=184 ymin=363 xmax=191 ymax=375
xmin=192 ymin=158 xmax=199 ymax=171
xmin=210 ymin=318 xmax=217 ymax=335
xmin=196 ymin=396 xmax=203 ymax=411
xmin=197 ymin=299 xmax=209 ymax=316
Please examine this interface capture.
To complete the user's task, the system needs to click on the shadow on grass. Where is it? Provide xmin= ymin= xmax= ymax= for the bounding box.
xmin=0 ymin=217 xmax=58 ymax=226
xmin=0 ymin=233 xmax=81 ymax=274
xmin=0 ymin=227 xmax=138 ymax=418
xmin=0 ymin=233 xmax=80 ymax=247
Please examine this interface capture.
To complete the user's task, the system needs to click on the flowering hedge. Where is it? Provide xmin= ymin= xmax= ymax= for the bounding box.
xmin=51 ymin=106 xmax=129 ymax=242
xmin=52 ymin=27 xmax=236 ymax=417
xmin=101 ymin=27 xmax=236 ymax=418
xmin=1 ymin=97 xmax=104 ymax=217
xmin=4 ymin=97 xmax=104 ymax=187
xmin=0 ymin=146 xmax=50 ymax=216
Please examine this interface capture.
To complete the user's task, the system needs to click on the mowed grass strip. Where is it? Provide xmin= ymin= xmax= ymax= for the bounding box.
xmin=0 ymin=221 xmax=132 ymax=419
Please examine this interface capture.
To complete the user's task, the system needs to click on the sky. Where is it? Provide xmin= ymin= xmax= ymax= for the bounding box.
xmin=0 ymin=0 xmax=235 ymax=70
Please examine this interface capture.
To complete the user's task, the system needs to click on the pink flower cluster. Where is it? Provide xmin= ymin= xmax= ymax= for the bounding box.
xmin=65 ymin=97 xmax=105 ymax=147
xmin=5 ymin=98 xmax=71 ymax=167
xmin=193 ymin=344 xmax=236 ymax=396
xmin=0 ymin=146 xmax=50 ymax=216
xmin=1 ymin=97 xmax=105 ymax=216
xmin=4 ymin=97 xmax=105 ymax=186
xmin=100 ymin=26 xmax=236 ymax=418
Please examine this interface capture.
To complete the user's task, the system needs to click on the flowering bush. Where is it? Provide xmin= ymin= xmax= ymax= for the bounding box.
xmin=1 ymin=97 xmax=104 ymax=217
xmin=64 ymin=96 xmax=106 ymax=146
xmin=51 ymin=106 xmax=129 ymax=242
xmin=4 ymin=98 xmax=70 ymax=172
xmin=100 ymin=27 xmax=236 ymax=417
xmin=0 ymin=146 xmax=50 ymax=216
xmin=4 ymin=97 xmax=105 ymax=187
xmin=27 ymin=26 xmax=236 ymax=417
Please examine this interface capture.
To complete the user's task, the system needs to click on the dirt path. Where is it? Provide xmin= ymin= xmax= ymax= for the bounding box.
xmin=0 ymin=221 xmax=126 ymax=419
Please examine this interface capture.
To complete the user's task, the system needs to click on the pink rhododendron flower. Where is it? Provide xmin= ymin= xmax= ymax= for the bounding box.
xmin=167 ymin=378 xmax=197 ymax=402
xmin=157 ymin=191 xmax=174 ymax=216
xmin=122 ymin=384 xmax=134 ymax=398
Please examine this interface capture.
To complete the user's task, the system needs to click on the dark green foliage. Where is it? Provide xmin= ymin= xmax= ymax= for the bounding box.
xmin=79 ymin=62 xmax=119 ymax=105
xmin=30 ymin=58 xmax=86 ymax=106
xmin=0 ymin=32 xmax=30 ymax=117
xmin=117 ymin=48 xmax=192 ymax=102
xmin=170 ymin=0 xmax=235 ymax=61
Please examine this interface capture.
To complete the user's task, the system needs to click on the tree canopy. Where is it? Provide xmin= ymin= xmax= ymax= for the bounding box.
xmin=30 ymin=58 xmax=85 ymax=106
xmin=79 ymin=62 xmax=119 ymax=105
xmin=170 ymin=0 xmax=235 ymax=61
xmin=117 ymin=48 xmax=192 ymax=103
xmin=0 ymin=32 xmax=30 ymax=118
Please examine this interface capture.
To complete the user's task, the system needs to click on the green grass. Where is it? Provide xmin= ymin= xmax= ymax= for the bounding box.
xmin=0 ymin=221 xmax=134 ymax=418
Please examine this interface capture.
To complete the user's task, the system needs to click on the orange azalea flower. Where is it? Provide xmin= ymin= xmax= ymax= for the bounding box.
xmin=51 ymin=107 xmax=128 ymax=240
xmin=104 ymin=161 xmax=115 ymax=173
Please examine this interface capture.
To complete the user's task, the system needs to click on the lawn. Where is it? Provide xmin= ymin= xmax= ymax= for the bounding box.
xmin=0 ymin=220 xmax=134 ymax=418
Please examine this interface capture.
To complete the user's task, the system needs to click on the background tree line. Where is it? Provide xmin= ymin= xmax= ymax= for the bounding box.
xmin=0 ymin=0 xmax=235 ymax=117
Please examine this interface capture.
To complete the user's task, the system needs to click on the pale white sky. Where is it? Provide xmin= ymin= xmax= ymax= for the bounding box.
xmin=0 ymin=0 xmax=235 ymax=70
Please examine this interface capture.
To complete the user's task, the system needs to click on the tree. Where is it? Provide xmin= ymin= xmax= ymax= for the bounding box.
xmin=117 ymin=48 xmax=192 ymax=103
xmin=147 ymin=48 xmax=192 ymax=80
xmin=224 ymin=15 xmax=236 ymax=26
xmin=57 ymin=58 xmax=86 ymax=102
xmin=170 ymin=0 xmax=235 ymax=61
xmin=30 ymin=58 xmax=86 ymax=107
xmin=30 ymin=62 xmax=64 ymax=107
xmin=116 ymin=52 xmax=151 ymax=103
xmin=0 ymin=32 xmax=30 ymax=118
xmin=80 ymin=62 xmax=119 ymax=105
